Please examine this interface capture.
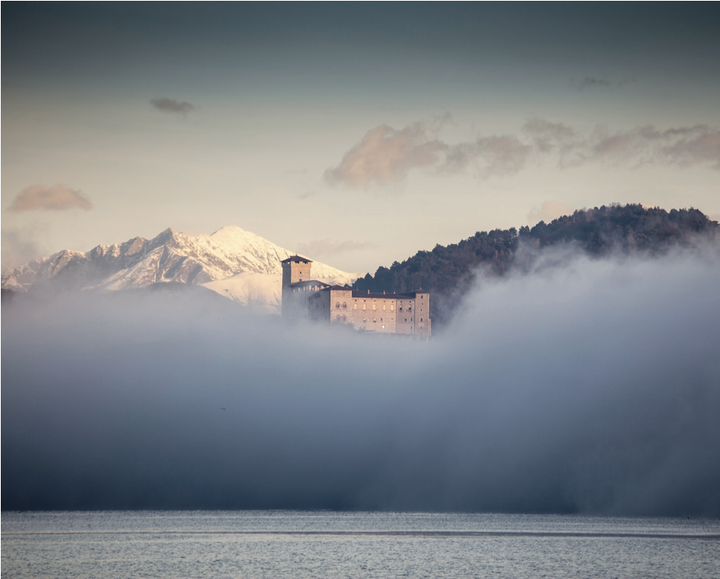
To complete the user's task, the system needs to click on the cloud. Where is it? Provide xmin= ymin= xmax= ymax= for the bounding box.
xmin=527 ymin=201 xmax=575 ymax=226
xmin=296 ymin=239 xmax=377 ymax=257
xmin=524 ymin=118 xmax=577 ymax=154
xmin=8 ymin=184 xmax=92 ymax=212
xmin=657 ymin=128 xmax=720 ymax=169
xmin=3 ymin=243 xmax=720 ymax=515
xmin=150 ymin=97 xmax=198 ymax=116
xmin=443 ymin=136 xmax=532 ymax=178
xmin=524 ymin=119 xmax=720 ymax=170
xmin=324 ymin=123 xmax=446 ymax=188
xmin=327 ymin=117 xmax=720 ymax=189
xmin=325 ymin=121 xmax=530 ymax=189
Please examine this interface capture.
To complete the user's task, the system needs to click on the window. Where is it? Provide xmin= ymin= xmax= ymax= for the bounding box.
xmin=383 ymin=304 xmax=386 ymax=310
xmin=408 ymin=306 xmax=412 ymax=312
xmin=390 ymin=304 xmax=395 ymax=311
xmin=335 ymin=303 xmax=340 ymax=309
xmin=380 ymin=318 xmax=383 ymax=322
xmin=354 ymin=304 xmax=357 ymax=310
xmin=372 ymin=304 xmax=376 ymax=310
xmin=399 ymin=306 xmax=403 ymax=312
xmin=391 ymin=318 xmax=394 ymax=322
xmin=420 ymin=318 xmax=423 ymax=322
xmin=363 ymin=304 xmax=366 ymax=310
xmin=342 ymin=303 xmax=347 ymax=309
xmin=373 ymin=318 xmax=376 ymax=323
xmin=404 ymin=318 xmax=407 ymax=322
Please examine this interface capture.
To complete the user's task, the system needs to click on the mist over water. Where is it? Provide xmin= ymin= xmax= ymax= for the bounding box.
xmin=3 ymin=244 xmax=720 ymax=515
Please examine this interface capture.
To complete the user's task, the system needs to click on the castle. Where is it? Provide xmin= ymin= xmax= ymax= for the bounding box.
xmin=281 ymin=256 xmax=431 ymax=337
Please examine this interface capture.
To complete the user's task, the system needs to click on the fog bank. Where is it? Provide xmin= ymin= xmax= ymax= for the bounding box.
xmin=3 ymin=245 xmax=720 ymax=515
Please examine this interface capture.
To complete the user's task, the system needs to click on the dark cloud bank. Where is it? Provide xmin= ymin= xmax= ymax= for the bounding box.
xmin=3 ymin=244 xmax=720 ymax=515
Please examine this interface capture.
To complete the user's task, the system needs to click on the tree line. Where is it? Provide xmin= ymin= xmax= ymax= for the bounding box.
xmin=353 ymin=204 xmax=718 ymax=329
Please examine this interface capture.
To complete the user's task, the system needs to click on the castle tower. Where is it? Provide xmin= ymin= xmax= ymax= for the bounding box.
xmin=281 ymin=256 xmax=312 ymax=316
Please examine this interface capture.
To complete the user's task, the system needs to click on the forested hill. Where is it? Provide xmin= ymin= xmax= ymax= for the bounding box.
xmin=353 ymin=204 xmax=718 ymax=329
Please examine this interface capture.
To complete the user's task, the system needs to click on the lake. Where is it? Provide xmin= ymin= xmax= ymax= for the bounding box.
xmin=2 ymin=511 xmax=719 ymax=578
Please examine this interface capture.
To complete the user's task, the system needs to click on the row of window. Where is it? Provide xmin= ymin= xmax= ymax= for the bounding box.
xmin=354 ymin=303 xmax=396 ymax=311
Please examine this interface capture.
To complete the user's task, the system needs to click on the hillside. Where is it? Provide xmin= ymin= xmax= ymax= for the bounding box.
xmin=354 ymin=204 xmax=718 ymax=329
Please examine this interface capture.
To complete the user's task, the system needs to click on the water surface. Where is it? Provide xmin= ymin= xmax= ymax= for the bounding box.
xmin=3 ymin=511 xmax=719 ymax=578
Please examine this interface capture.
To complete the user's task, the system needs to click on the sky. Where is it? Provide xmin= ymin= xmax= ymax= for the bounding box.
xmin=2 ymin=3 xmax=720 ymax=273
xmin=4 ymin=242 xmax=720 ymax=514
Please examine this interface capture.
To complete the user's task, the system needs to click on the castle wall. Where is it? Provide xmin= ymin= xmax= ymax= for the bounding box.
xmin=415 ymin=291 xmax=431 ymax=337
xmin=348 ymin=292 xmax=398 ymax=333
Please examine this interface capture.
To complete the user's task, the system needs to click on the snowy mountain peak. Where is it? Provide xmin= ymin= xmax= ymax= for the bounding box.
xmin=1 ymin=226 xmax=363 ymax=314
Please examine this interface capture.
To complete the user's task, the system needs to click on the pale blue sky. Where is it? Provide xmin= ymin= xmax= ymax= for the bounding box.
xmin=3 ymin=3 xmax=719 ymax=273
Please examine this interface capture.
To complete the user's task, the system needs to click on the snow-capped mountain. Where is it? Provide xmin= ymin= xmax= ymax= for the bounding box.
xmin=1 ymin=226 xmax=362 ymax=313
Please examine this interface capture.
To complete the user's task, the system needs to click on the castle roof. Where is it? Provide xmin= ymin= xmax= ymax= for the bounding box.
xmin=315 ymin=286 xmax=427 ymax=299
xmin=281 ymin=255 xmax=312 ymax=264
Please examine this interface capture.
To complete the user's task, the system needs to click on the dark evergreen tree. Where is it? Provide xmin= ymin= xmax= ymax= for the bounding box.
xmin=354 ymin=204 xmax=718 ymax=330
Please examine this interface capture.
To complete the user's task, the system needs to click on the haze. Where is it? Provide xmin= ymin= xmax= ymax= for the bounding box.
xmin=4 ymin=244 xmax=719 ymax=515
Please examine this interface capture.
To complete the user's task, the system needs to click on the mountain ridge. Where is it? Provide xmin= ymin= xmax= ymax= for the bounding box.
xmin=1 ymin=226 xmax=361 ymax=313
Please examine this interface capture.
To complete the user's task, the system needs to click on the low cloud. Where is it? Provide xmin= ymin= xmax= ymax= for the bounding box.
xmin=3 ymin=243 xmax=720 ymax=515
xmin=8 ymin=184 xmax=92 ymax=212
xmin=527 ymin=201 xmax=575 ymax=226
xmin=297 ymin=239 xmax=377 ymax=257
xmin=150 ymin=98 xmax=198 ymax=116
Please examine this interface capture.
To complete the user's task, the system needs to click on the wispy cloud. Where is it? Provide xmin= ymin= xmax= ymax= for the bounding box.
xmin=8 ymin=184 xmax=92 ymax=212
xmin=327 ymin=118 xmax=720 ymax=190
xmin=150 ymin=97 xmax=198 ymax=116
xmin=443 ymin=136 xmax=531 ymax=178
xmin=297 ymin=239 xmax=377 ymax=257
xmin=526 ymin=121 xmax=720 ymax=170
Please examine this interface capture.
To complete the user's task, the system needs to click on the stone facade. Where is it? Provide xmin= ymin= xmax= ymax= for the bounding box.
xmin=281 ymin=256 xmax=430 ymax=337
